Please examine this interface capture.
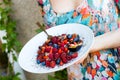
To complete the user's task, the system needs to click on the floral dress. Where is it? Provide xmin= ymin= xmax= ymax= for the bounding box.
xmin=38 ymin=0 xmax=120 ymax=80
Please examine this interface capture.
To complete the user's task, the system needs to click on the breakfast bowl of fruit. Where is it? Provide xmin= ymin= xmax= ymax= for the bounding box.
xmin=18 ymin=23 xmax=94 ymax=74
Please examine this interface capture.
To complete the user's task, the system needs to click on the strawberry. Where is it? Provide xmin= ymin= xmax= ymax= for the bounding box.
xmin=50 ymin=61 xmax=56 ymax=68
xmin=60 ymin=61 xmax=64 ymax=66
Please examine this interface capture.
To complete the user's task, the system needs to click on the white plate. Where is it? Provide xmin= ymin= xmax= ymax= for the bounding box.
xmin=18 ymin=23 xmax=94 ymax=74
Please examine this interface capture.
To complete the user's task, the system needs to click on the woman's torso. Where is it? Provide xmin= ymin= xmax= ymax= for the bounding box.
xmin=39 ymin=0 xmax=118 ymax=37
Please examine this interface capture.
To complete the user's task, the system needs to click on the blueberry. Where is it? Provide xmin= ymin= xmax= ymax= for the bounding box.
xmin=56 ymin=58 xmax=61 ymax=64
xmin=53 ymin=44 xmax=59 ymax=48
xmin=41 ymin=62 xmax=46 ymax=66
xmin=73 ymin=37 xmax=79 ymax=42
xmin=67 ymin=34 xmax=72 ymax=39
xmin=37 ymin=60 xmax=41 ymax=64
xmin=68 ymin=52 xmax=73 ymax=55
xmin=48 ymin=42 xmax=52 ymax=46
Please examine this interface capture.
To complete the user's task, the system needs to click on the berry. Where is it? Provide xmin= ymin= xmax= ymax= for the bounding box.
xmin=52 ymin=48 xmax=58 ymax=54
xmin=60 ymin=43 xmax=65 ymax=47
xmin=73 ymin=37 xmax=79 ymax=42
xmin=53 ymin=44 xmax=59 ymax=48
xmin=45 ymin=60 xmax=50 ymax=67
xmin=36 ymin=33 xmax=83 ymax=68
xmin=66 ymin=55 xmax=72 ymax=60
xmin=62 ymin=57 xmax=68 ymax=63
xmin=37 ymin=50 xmax=41 ymax=54
xmin=48 ymin=42 xmax=53 ymax=46
xmin=54 ymin=53 xmax=60 ymax=60
xmin=45 ymin=47 xmax=51 ymax=52
xmin=71 ymin=52 xmax=78 ymax=58
xmin=48 ymin=53 xmax=54 ymax=60
xmin=56 ymin=58 xmax=61 ymax=64
xmin=41 ymin=61 xmax=46 ymax=66
xmin=60 ymin=61 xmax=64 ymax=66
xmin=51 ymin=37 xmax=57 ymax=43
xmin=60 ymin=52 xmax=67 ymax=59
xmin=50 ymin=61 xmax=56 ymax=68
xmin=36 ymin=60 xmax=41 ymax=64
xmin=67 ymin=34 xmax=72 ymax=39
xmin=60 ymin=46 xmax=65 ymax=51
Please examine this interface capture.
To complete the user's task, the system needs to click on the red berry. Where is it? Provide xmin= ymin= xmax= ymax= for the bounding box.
xmin=50 ymin=61 xmax=56 ymax=68
xmin=54 ymin=53 xmax=60 ymax=60
xmin=64 ymin=47 xmax=68 ymax=53
xmin=66 ymin=55 xmax=72 ymax=60
xmin=60 ymin=43 xmax=64 ymax=47
xmin=45 ymin=60 xmax=50 ymax=67
xmin=52 ymin=48 xmax=58 ymax=54
xmin=71 ymin=52 xmax=78 ymax=58
xmin=37 ymin=50 xmax=41 ymax=54
xmin=62 ymin=57 xmax=68 ymax=63
xmin=45 ymin=47 xmax=51 ymax=52
xmin=60 ymin=52 xmax=67 ymax=59
xmin=37 ymin=55 xmax=45 ymax=62
xmin=60 ymin=47 xmax=65 ymax=51
xmin=48 ymin=53 xmax=54 ymax=60
xmin=51 ymin=37 xmax=57 ymax=43
xmin=60 ymin=61 xmax=64 ymax=66
xmin=58 ymin=49 xmax=62 ymax=54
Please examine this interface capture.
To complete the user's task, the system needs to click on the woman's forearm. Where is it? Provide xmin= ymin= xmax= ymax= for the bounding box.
xmin=90 ymin=28 xmax=120 ymax=53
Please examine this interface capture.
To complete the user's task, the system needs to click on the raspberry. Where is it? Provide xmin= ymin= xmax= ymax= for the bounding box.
xmin=37 ymin=55 xmax=45 ymax=62
xmin=60 ymin=52 xmax=67 ymax=59
xmin=60 ymin=47 xmax=65 ymax=51
xmin=51 ymin=37 xmax=57 ymax=43
xmin=66 ymin=55 xmax=72 ymax=60
xmin=45 ymin=60 xmax=50 ymax=67
xmin=71 ymin=52 xmax=78 ymax=58
xmin=60 ymin=43 xmax=65 ymax=47
xmin=54 ymin=53 xmax=60 ymax=60
xmin=50 ymin=61 xmax=56 ymax=68
xmin=37 ymin=50 xmax=41 ymax=54
xmin=62 ymin=57 xmax=68 ymax=63
xmin=45 ymin=47 xmax=51 ymax=52
xmin=52 ymin=48 xmax=58 ymax=54
xmin=48 ymin=53 xmax=54 ymax=60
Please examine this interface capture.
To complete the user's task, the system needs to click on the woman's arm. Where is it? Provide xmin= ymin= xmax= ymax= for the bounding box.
xmin=90 ymin=28 xmax=120 ymax=53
